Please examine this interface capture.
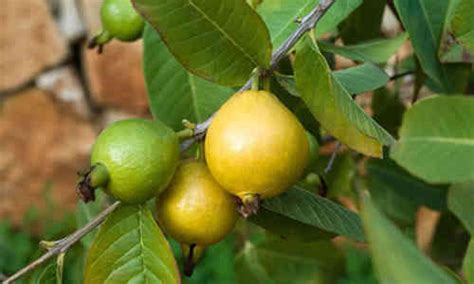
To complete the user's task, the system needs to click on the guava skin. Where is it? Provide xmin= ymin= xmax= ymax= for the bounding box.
xmin=205 ymin=90 xmax=309 ymax=201
xmin=91 ymin=118 xmax=179 ymax=204
xmin=156 ymin=160 xmax=238 ymax=246
xmin=101 ymin=0 xmax=144 ymax=42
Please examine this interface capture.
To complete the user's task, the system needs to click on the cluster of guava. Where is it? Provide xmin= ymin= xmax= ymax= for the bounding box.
xmin=82 ymin=0 xmax=316 ymax=275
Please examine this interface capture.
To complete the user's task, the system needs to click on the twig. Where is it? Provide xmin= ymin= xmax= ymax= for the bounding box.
xmin=324 ymin=142 xmax=341 ymax=174
xmin=389 ymin=71 xmax=414 ymax=81
xmin=181 ymin=0 xmax=336 ymax=150
xmin=3 ymin=201 xmax=121 ymax=283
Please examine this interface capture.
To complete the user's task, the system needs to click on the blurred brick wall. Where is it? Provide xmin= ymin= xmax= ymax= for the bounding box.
xmin=0 ymin=0 xmax=150 ymax=226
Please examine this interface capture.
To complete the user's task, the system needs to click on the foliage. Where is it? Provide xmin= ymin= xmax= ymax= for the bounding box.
xmin=5 ymin=0 xmax=474 ymax=283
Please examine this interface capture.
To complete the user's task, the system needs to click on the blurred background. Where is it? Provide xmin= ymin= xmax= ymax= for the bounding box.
xmin=1 ymin=0 xmax=469 ymax=283
xmin=1 ymin=0 xmax=151 ymax=280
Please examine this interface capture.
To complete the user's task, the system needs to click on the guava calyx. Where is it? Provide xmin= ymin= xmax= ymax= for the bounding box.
xmin=236 ymin=194 xmax=261 ymax=218
xmin=76 ymin=163 xmax=109 ymax=203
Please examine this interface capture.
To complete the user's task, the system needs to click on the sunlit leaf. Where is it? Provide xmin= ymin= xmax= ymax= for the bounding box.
xmin=143 ymin=24 xmax=232 ymax=130
xmin=84 ymin=204 xmax=180 ymax=283
xmin=391 ymin=96 xmax=474 ymax=183
xmin=295 ymin=37 xmax=394 ymax=157
xmin=134 ymin=0 xmax=272 ymax=86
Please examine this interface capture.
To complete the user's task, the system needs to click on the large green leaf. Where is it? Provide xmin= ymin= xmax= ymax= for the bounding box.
xmin=464 ymin=239 xmax=474 ymax=284
xmin=143 ymin=24 xmax=232 ymax=130
xmin=295 ymin=37 xmax=394 ymax=157
xmin=261 ymin=186 xmax=365 ymax=241
xmin=84 ymin=204 xmax=180 ymax=284
xmin=235 ymin=238 xmax=344 ymax=284
xmin=448 ymin=183 xmax=474 ymax=234
xmin=451 ymin=0 xmax=474 ymax=53
xmin=367 ymin=159 xmax=448 ymax=211
xmin=319 ymin=32 xmax=408 ymax=64
xmin=334 ymin=63 xmax=389 ymax=95
xmin=257 ymin=0 xmax=362 ymax=47
xmin=361 ymin=194 xmax=457 ymax=284
xmin=394 ymin=0 xmax=454 ymax=92
xmin=134 ymin=0 xmax=272 ymax=86
xmin=391 ymin=96 xmax=474 ymax=184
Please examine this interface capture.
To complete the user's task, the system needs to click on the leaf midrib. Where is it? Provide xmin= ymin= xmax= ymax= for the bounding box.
xmin=137 ymin=206 xmax=149 ymax=284
xmin=188 ymin=0 xmax=259 ymax=66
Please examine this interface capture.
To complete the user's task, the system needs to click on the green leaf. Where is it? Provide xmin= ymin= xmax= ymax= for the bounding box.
xmin=22 ymin=260 xmax=56 ymax=284
xmin=143 ymin=24 xmax=232 ymax=130
xmin=391 ymin=96 xmax=474 ymax=184
xmin=394 ymin=0 xmax=454 ymax=92
xmin=372 ymin=88 xmax=406 ymax=137
xmin=314 ymin=0 xmax=363 ymax=37
xmin=367 ymin=159 xmax=448 ymax=211
xmin=258 ymin=0 xmax=318 ymax=47
xmin=333 ymin=63 xmax=389 ymax=95
xmin=169 ymin=236 xmax=237 ymax=284
xmin=464 ymin=239 xmax=474 ymax=284
xmin=257 ymin=0 xmax=362 ymax=47
xmin=451 ymin=0 xmax=474 ymax=53
xmin=261 ymin=186 xmax=365 ymax=241
xmin=134 ymin=0 xmax=272 ymax=86
xmin=250 ymin=207 xmax=335 ymax=242
xmin=338 ymin=0 xmax=385 ymax=44
xmin=439 ymin=42 xmax=474 ymax=63
xmin=361 ymin=194 xmax=457 ymax=284
xmin=295 ymin=37 xmax=394 ymax=157
xmin=319 ymin=33 xmax=408 ymax=64
xmin=448 ymin=183 xmax=474 ymax=234
xmin=430 ymin=213 xmax=471 ymax=272
xmin=75 ymin=190 xmax=107 ymax=249
xmin=275 ymin=63 xmax=389 ymax=97
xmin=84 ymin=204 xmax=180 ymax=284
xmin=235 ymin=238 xmax=344 ymax=284
xmin=312 ymin=153 xmax=356 ymax=198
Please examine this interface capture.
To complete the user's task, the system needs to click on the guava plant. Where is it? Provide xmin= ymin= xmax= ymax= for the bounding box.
xmin=4 ymin=0 xmax=474 ymax=283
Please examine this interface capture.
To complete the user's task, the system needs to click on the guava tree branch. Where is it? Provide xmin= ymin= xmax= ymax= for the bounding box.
xmin=3 ymin=201 xmax=121 ymax=284
xmin=180 ymin=0 xmax=336 ymax=151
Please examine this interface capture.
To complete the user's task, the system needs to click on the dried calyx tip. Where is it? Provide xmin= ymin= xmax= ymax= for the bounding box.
xmin=76 ymin=163 xmax=109 ymax=203
xmin=236 ymin=194 xmax=260 ymax=218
